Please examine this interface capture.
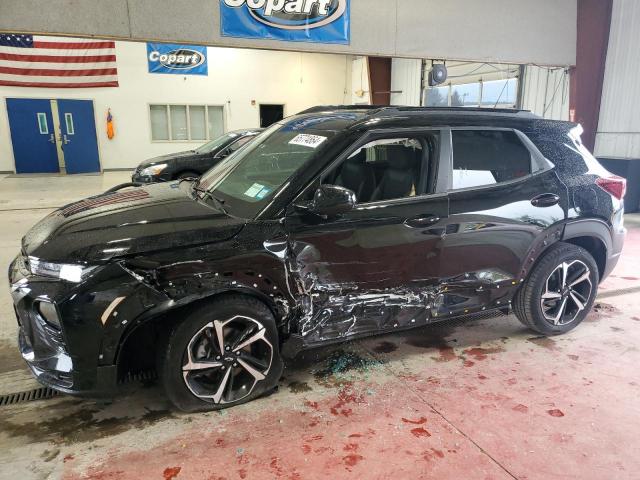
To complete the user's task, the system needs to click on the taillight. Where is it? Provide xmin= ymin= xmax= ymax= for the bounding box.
xmin=596 ymin=175 xmax=626 ymax=200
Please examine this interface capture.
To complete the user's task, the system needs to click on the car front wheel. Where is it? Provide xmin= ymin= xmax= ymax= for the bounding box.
xmin=159 ymin=295 xmax=283 ymax=412
xmin=513 ymin=242 xmax=598 ymax=335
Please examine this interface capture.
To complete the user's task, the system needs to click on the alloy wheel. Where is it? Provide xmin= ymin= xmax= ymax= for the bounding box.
xmin=182 ymin=315 xmax=273 ymax=404
xmin=540 ymin=260 xmax=592 ymax=326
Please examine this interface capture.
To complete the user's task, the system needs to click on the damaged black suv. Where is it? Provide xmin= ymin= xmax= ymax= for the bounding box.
xmin=9 ymin=106 xmax=626 ymax=411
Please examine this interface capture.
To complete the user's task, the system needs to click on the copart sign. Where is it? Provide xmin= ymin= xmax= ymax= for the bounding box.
xmin=147 ymin=43 xmax=208 ymax=75
xmin=220 ymin=0 xmax=350 ymax=44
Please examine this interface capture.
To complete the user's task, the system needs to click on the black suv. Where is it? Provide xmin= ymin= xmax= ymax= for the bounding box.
xmin=9 ymin=106 xmax=626 ymax=411
xmin=131 ymin=129 xmax=262 ymax=183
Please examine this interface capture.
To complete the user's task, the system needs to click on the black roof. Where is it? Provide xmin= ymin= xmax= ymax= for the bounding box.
xmin=285 ymin=105 xmax=552 ymax=134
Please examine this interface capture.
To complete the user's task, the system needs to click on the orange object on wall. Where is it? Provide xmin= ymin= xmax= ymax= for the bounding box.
xmin=106 ymin=108 xmax=115 ymax=139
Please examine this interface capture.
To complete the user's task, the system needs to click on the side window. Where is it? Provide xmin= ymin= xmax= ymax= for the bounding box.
xmin=451 ymin=130 xmax=532 ymax=190
xmin=324 ymin=134 xmax=438 ymax=204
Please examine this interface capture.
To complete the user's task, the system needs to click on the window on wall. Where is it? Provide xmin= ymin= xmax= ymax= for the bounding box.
xmin=425 ymin=78 xmax=518 ymax=109
xmin=149 ymin=105 xmax=224 ymax=142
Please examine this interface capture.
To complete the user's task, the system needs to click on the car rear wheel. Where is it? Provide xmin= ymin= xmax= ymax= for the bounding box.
xmin=159 ymin=295 xmax=283 ymax=412
xmin=513 ymin=242 xmax=598 ymax=335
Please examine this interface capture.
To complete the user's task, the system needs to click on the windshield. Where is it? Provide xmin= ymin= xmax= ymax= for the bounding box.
xmin=194 ymin=132 xmax=240 ymax=154
xmin=199 ymin=123 xmax=335 ymax=218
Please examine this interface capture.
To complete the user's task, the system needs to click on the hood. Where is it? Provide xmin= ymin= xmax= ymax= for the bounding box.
xmin=137 ymin=150 xmax=201 ymax=169
xmin=23 ymin=182 xmax=245 ymax=263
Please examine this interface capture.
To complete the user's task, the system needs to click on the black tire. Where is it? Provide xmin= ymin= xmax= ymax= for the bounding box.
xmin=159 ymin=295 xmax=283 ymax=412
xmin=176 ymin=171 xmax=200 ymax=181
xmin=513 ymin=242 xmax=599 ymax=335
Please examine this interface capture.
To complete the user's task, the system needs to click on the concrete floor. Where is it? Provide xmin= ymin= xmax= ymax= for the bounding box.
xmin=1 ymin=172 xmax=639 ymax=480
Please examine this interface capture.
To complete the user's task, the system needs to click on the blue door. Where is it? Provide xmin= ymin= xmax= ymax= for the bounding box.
xmin=57 ymin=99 xmax=101 ymax=174
xmin=6 ymin=98 xmax=60 ymax=173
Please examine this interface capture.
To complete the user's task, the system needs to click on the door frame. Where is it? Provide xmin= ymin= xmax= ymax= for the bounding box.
xmin=286 ymin=126 xmax=451 ymax=216
xmin=257 ymin=102 xmax=286 ymax=128
xmin=3 ymin=95 xmax=103 ymax=174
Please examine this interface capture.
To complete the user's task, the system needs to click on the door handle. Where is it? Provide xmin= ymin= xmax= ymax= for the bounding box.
xmin=404 ymin=214 xmax=441 ymax=228
xmin=531 ymin=193 xmax=560 ymax=207
xmin=62 ymin=134 xmax=70 ymax=145
xmin=48 ymin=134 xmax=55 ymax=144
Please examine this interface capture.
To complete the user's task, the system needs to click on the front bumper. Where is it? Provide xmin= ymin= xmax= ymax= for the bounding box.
xmin=8 ymin=255 xmax=134 ymax=397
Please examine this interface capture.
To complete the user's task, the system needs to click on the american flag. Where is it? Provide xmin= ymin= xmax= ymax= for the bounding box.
xmin=0 ymin=33 xmax=118 ymax=88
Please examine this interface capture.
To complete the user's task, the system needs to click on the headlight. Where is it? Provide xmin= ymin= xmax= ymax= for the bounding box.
xmin=28 ymin=257 xmax=96 ymax=283
xmin=139 ymin=163 xmax=168 ymax=176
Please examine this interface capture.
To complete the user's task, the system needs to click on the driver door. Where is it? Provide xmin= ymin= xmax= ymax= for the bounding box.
xmin=285 ymin=129 xmax=449 ymax=347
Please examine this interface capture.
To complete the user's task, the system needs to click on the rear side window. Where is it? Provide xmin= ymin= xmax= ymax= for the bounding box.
xmin=451 ymin=130 xmax=532 ymax=190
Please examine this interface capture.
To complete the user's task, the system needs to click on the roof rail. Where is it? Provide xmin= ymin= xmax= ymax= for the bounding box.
xmin=297 ymin=105 xmax=533 ymax=117
xmin=296 ymin=105 xmax=387 ymax=115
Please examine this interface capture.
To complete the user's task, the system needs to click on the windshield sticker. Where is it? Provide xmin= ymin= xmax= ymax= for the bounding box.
xmin=289 ymin=134 xmax=327 ymax=149
xmin=244 ymin=183 xmax=266 ymax=198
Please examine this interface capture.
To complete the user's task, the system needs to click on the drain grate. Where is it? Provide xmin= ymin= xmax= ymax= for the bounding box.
xmin=0 ymin=386 xmax=59 ymax=407
xmin=0 ymin=370 xmax=158 ymax=408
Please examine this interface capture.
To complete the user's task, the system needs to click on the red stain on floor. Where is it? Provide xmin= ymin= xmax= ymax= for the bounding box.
xmin=434 ymin=346 xmax=457 ymax=362
xmin=463 ymin=346 xmax=505 ymax=361
xmin=422 ymin=448 xmax=446 ymax=461
xmin=304 ymin=400 xmax=319 ymax=410
xmin=401 ymin=416 xmax=427 ymax=424
xmin=463 ymin=360 xmax=475 ymax=367
xmin=330 ymin=387 xmax=366 ymax=417
xmin=547 ymin=409 xmax=565 ymax=417
xmin=343 ymin=453 xmax=364 ymax=468
xmin=162 ymin=467 xmax=181 ymax=480
xmin=410 ymin=427 xmax=432 ymax=438
xmin=512 ymin=404 xmax=529 ymax=413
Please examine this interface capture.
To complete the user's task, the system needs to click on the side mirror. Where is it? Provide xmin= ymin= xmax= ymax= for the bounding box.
xmin=297 ymin=184 xmax=356 ymax=218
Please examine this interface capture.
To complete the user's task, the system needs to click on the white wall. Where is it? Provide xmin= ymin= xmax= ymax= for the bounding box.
xmin=0 ymin=41 xmax=352 ymax=172
xmin=520 ymin=65 xmax=570 ymax=121
xmin=595 ymin=0 xmax=640 ymax=160
xmin=390 ymin=58 xmax=422 ymax=106
xmin=350 ymin=57 xmax=371 ymax=105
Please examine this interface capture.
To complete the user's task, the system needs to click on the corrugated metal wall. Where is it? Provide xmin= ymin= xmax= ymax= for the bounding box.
xmin=390 ymin=58 xmax=422 ymax=106
xmin=521 ymin=66 xmax=570 ymax=120
xmin=595 ymin=0 xmax=640 ymax=160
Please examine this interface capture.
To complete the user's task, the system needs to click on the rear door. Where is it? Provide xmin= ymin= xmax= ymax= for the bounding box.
xmin=6 ymin=98 xmax=59 ymax=173
xmin=440 ymin=127 xmax=567 ymax=316
xmin=286 ymin=129 xmax=449 ymax=346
